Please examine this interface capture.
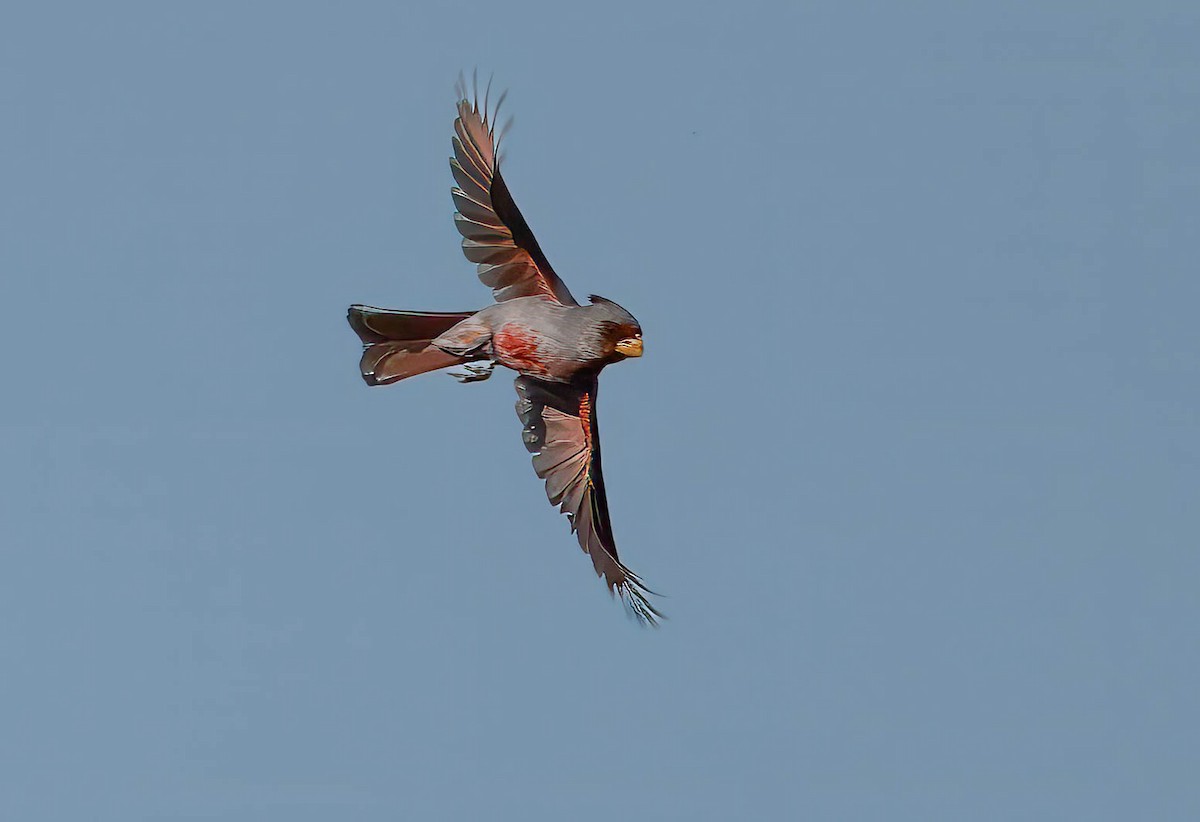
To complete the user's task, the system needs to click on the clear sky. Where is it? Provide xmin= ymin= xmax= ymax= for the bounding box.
xmin=2 ymin=2 xmax=1197 ymax=819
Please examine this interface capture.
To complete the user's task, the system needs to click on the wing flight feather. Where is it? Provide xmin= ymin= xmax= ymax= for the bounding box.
xmin=451 ymin=80 xmax=578 ymax=306
xmin=514 ymin=375 xmax=661 ymax=624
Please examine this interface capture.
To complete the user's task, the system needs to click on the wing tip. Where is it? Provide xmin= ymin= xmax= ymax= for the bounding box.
xmin=617 ymin=578 xmax=666 ymax=627
xmin=454 ymin=70 xmax=507 ymax=136
xmin=609 ymin=565 xmax=666 ymax=627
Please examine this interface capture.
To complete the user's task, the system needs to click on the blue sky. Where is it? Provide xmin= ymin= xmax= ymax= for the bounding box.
xmin=2 ymin=2 xmax=1197 ymax=819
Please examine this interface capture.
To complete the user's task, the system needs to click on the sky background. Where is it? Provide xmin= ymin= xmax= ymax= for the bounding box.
xmin=2 ymin=2 xmax=1198 ymax=819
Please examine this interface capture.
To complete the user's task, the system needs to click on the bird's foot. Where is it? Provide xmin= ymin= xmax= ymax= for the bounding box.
xmin=449 ymin=362 xmax=495 ymax=383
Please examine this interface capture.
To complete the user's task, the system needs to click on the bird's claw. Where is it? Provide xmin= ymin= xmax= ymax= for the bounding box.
xmin=449 ymin=362 xmax=495 ymax=383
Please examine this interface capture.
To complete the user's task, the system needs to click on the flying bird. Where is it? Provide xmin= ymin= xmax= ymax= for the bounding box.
xmin=346 ymin=79 xmax=661 ymax=624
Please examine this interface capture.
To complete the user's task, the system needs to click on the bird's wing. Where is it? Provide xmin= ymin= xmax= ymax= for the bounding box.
xmin=450 ymin=83 xmax=578 ymax=306
xmin=514 ymin=375 xmax=660 ymax=624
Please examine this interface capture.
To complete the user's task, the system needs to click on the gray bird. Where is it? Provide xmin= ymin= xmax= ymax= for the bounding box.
xmin=347 ymin=80 xmax=660 ymax=624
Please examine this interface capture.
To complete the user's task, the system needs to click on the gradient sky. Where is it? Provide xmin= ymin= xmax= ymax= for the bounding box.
xmin=2 ymin=2 xmax=1198 ymax=820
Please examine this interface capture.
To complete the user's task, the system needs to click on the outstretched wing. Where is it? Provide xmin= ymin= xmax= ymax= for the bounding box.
xmin=514 ymin=375 xmax=661 ymax=624
xmin=450 ymin=83 xmax=578 ymax=306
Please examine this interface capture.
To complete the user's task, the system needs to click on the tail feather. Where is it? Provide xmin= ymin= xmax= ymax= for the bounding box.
xmin=348 ymin=305 xmax=476 ymax=344
xmin=347 ymin=305 xmax=478 ymax=385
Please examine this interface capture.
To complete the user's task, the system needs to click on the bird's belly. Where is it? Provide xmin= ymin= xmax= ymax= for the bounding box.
xmin=492 ymin=322 xmax=589 ymax=381
xmin=492 ymin=324 xmax=554 ymax=377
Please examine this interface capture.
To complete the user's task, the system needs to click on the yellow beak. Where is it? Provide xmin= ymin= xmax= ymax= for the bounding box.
xmin=615 ymin=337 xmax=643 ymax=358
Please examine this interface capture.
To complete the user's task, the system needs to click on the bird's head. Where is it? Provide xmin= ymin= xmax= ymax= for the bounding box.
xmin=588 ymin=295 xmax=643 ymax=361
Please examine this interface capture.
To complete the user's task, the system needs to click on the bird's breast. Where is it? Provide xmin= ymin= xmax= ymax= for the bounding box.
xmin=493 ymin=324 xmax=552 ymax=377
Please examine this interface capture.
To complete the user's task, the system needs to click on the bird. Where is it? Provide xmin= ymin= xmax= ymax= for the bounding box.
xmin=346 ymin=77 xmax=661 ymax=625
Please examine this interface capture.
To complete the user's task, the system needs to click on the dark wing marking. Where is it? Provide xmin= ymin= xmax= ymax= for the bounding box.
xmin=451 ymin=80 xmax=578 ymax=306
xmin=514 ymin=375 xmax=661 ymax=624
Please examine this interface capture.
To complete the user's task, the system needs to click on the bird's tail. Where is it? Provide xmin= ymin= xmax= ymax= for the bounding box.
xmin=347 ymin=305 xmax=478 ymax=385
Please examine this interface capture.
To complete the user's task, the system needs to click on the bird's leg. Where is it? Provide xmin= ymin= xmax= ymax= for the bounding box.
xmin=449 ymin=360 xmax=495 ymax=383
